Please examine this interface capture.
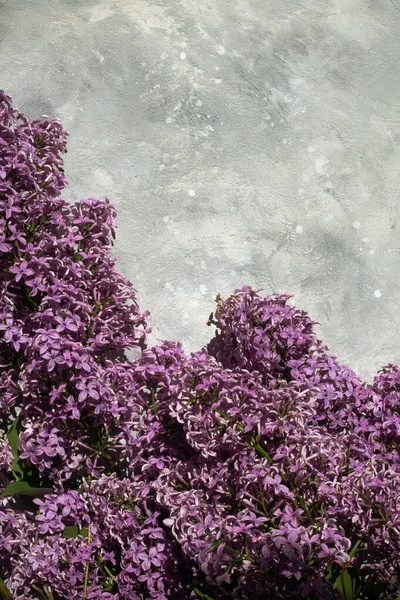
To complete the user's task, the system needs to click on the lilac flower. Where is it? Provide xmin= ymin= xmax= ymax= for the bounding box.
xmin=0 ymin=432 xmax=13 ymax=477
xmin=9 ymin=259 xmax=34 ymax=282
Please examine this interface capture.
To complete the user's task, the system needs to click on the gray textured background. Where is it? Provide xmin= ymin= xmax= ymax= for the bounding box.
xmin=1 ymin=0 xmax=400 ymax=381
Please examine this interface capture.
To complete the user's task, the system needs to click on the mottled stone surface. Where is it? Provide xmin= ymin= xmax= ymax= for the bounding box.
xmin=1 ymin=0 xmax=400 ymax=380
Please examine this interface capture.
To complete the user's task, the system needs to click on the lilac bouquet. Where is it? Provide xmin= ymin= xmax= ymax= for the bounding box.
xmin=0 ymin=90 xmax=399 ymax=600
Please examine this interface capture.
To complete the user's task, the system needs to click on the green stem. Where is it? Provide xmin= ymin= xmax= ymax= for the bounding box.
xmin=103 ymin=565 xmax=117 ymax=584
xmin=0 ymin=579 xmax=12 ymax=600
xmin=253 ymin=442 xmax=274 ymax=463
xmin=151 ymin=388 xmax=157 ymax=414
xmin=83 ymin=524 xmax=91 ymax=599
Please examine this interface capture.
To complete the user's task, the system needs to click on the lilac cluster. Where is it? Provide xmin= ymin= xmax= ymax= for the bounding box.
xmin=0 ymin=90 xmax=399 ymax=600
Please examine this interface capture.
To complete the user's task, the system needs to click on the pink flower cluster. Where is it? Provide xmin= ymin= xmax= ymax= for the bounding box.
xmin=0 ymin=90 xmax=399 ymax=599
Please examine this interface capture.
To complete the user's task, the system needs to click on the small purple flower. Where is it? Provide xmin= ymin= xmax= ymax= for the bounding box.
xmin=9 ymin=260 xmax=34 ymax=282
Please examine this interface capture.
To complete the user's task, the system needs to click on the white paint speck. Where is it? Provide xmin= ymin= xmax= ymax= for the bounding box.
xmin=189 ymin=189 xmax=196 ymax=197
xmin=315 ymin=156 xmax=329 ymax=174
xmin=374 ymin=290 xmax=382 ymax=298
xmin=353 ymin=221 xmax=361 ymax=229
xmin=282 ymin=138 xmax=288 ymax=145
xmin=298 ymin=188 xmax=304 ymax=195
xmin=370 ymin=249 xmax=375 ymax=255
xmin=159 ymin=164 xmax=165 ymax=171
xmin=166 ymin=116 xmax=173 ymax=124
xmin=270 ymin=122 xmax=275 ymax=128
xmin=92 ymin=49 xmax=105 ymax=63
xmin=196 ymin=99 xmax=203 ymax=107
xmin=308 ymin=146 xmax=316 ymax=153
xmin=295 ymin=225 xmax=303 ymax=234
xmin=200 ymin=285 xmax=207 ymax=295
xmin=180 ymin=52 xmax=187 ymax=60
xmin=216 ymin=45 xmax=226 ymax=55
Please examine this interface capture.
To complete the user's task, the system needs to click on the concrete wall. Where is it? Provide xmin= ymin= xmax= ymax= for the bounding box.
xmin=1 ymin=0 xmax=400 ymax=380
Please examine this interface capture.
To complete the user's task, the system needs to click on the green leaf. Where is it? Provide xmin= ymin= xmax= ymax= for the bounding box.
xmin=6 ymin=417 xmax=20 ymax=455
xmin=62 ymin=526 xmax=88 ymax=539
xmin=333 ymin=570 xmax=356 ymax=600
xmin=194 ymin=588 xmax=216 ymax=600
xmin=0 ymin=481 xmax=52 ymax=498
xmin=0 ymin=578 xmax=12 ymax=600
xmin=325 ymin=561 xmax=335 ymax=581
xmin=62 ymin=525 xmax=79 ymax=539
xmin=6 ymin=417 xmax=23 ymax=478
